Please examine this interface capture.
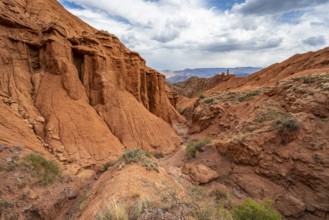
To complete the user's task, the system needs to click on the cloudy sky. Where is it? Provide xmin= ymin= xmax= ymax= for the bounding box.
xmin=58 ymin=0 xmax=329 ymax=71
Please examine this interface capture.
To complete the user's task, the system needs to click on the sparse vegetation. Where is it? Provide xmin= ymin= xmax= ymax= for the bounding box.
xmin=96 ymin=198 xmax=164 ymax=220
xmin=153 ymin=152 xmax=164 ymax=159
xmin=301 ymin=75 xmax=317 ymax=84
xmin=96 ymin=200 xmax=129 ymax=220
xmin=78 ymin=195 xmax=90 ymax=211
xmin=190 ymin=204 xmax=233 ymax=220
xmin=212 ymin=89 xmax=263 ymax=104
xmin=255 ymin=109 xmax=300 ymax=144
xmin=204 ymin=98 xmax=214 ymax=104
xmin=117 ymin=149 xmax=159 ymax=172
xmin=95 ymin=183 xmax=236 ymax=220
xmin=233 ymin=198 xmax=281 ymax=220
xmin=22 ymin=153 xmax=61 ymax=185
xmin=0 ymin=199 xmax=13 ymax=209
xmin=210 ymin=189 xmax=228 ymax=202
xmin=128 ymin=200 xmax=159 ymax=220
xmin=275 ymin=114 xmax=300 ymax=144
xmin=237 ymin=90 xmax=261 ymax=102
xmin=186 ymin=138 xmax=211 ymax=159
xmin=199 ymin=94 xmax=206 ymax=99
xmin=178 ymin=108 xmax=186 ymax=115
xmin=255 ymin=109 xmax=286 ymax=123
xmin=0 ymin=199 xmax=14 ymax=220
xmin=1 ymin=162 xmax=18 ymax=172
xmin=188 ymin=186 xmax=233 ymax=220
xmin=98 ymin=160 xmax=114 ymax=174
xmin=290 ymin=73 xmax=329 ymax=86
xmin=278 ymin=116 xmax=300 ymax=132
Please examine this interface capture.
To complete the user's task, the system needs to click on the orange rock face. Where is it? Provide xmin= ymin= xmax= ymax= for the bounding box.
xmin=0 ymin=0 xmax=181 ymax=165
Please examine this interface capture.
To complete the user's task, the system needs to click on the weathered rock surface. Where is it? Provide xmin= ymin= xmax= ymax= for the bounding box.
xmin=178 ymin=64 xmax=329 ymax=218
xmin=0 ymin=0 xmax=181 ymax=165
xmin=170 ymin=73 xmax=235 ymax=98
xmin=78 ymin=164 xmax=184 ymax=219
xmin=182 ymin=163 xmax=219 ymax=184
xmin=276 ymin=194 xmax=305 ymax=217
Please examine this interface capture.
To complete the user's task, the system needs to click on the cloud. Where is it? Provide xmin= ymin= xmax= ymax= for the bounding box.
xmin=234 ymin=0 xmax=329 ymax=15
xmin=58 ymin=0 xmax=329 ymax=70
xmin=202 ymin=37 xmax=283 ymax=52
xmin=303 ymin=36 xmax=326 ymax=46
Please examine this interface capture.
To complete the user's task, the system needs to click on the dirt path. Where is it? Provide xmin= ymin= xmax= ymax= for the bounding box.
xmin=157 ymin=122 xmax=192 ymax=186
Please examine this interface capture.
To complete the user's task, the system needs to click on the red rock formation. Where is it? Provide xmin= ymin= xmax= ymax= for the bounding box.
xmin=204 ymin=47 xmax=329 ymax=93
xmin=0 ymin=0 xmax=181 ymax=165
xmin=170 ymin=73 xmax=235 ymax=98
xmin=181 ymin=72 xmax=329 ymax=219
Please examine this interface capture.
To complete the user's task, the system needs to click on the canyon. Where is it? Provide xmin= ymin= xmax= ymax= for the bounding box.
xmin=0 ymin=0 xmax=329 ymax=219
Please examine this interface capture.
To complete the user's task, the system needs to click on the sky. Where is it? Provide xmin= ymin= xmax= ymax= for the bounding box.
xmin=57 ymin=0 xmax=329 ymax=71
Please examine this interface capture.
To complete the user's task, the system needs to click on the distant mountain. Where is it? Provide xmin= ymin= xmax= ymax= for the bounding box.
xmin=162 ymin=67 xmax=262 ymax=83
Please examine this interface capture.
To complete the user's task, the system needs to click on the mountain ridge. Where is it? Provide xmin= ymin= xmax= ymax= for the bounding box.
xmin=162 ymin=66 xmax=262 ymax=83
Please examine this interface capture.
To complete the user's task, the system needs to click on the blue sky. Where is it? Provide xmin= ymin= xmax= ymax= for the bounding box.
xmin=58 ymin=0 xmax=329 ymax=70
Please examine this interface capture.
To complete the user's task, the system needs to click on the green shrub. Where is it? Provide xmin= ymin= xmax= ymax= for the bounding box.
xmin=204 ymin=98 xmax=214 ymax=104
xmin=153 ymin=152 xmax=165 ymax=159
xmin=233 ymin=199 xmax=281 ymax=220
xmin=199 ymin=94 xmax=206 ymax=99
xmin=280 ymin=117 xmax=300 ymax=132
xmin=178 ymin=108 xmax=186 ymax=115
xmin=186 ymin=138 xmax=211 ymax=159
xmin=98 ymin=161 xmax=114 ymax=174
xmin=275 ymin=114 xmax=300 ymax=144
xmin=119 ymin=149 xmax=159 ymax=172
xmin=23 ymin=153 xmax=60 ymax=185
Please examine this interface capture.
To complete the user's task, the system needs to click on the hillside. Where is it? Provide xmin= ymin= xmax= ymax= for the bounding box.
xmin=176 ymin=48 xmax=329 ymax=220
xmin=170 ymin=73 xmax=236 ymax=98
xmin=204 ymin=47 xmax=329 ymax=93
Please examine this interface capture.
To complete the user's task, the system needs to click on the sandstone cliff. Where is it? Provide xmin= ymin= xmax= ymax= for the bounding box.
xmin=0 ymin=0 xmax=181 ymax=166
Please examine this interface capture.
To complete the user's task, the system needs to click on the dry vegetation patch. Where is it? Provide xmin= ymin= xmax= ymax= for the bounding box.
xmin=99 ymin=149 xmax=159 ymax=173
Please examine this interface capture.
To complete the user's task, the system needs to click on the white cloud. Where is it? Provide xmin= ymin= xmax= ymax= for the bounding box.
xmin=61 ymin=0 xmax=329 ymax=70
xmin=233 ymin=0 xmax=329 ymax=15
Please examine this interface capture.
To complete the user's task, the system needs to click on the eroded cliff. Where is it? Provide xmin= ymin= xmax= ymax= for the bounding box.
xmin=0 ymin=0 xmax=181 ymax=166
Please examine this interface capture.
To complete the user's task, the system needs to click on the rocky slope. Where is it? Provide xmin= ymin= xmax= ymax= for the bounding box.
xmin=204 ymin=47 xmax=329 ymax=93
xmin=170 ymin=73 xmax=236 ymax=98
xmin=177 ymin=49 xmax=329 ymax=219
xmin=0 ymin=0 xmax=181 ymax=166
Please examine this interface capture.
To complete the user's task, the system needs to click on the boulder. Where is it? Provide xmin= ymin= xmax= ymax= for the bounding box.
xmin=183 ymin=163 xmax=219 ymax=184
xmin=276 ymin=194 xmax=305 ymax=217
